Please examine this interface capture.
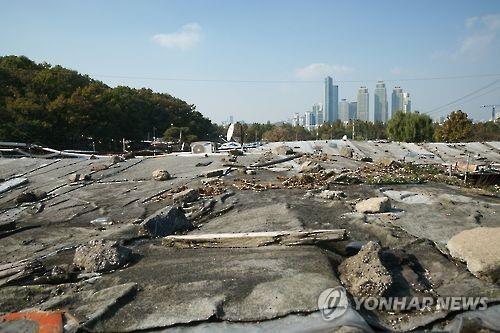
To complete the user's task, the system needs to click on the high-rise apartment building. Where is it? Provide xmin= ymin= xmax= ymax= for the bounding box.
xmin=402 ymin=92 xmax=411 ymax=113
xmin=339 ymin=99 xmax=350 ymax=122
xmin=374 ymin=81 xmax=388 ymax=123
xmin=391 ymin=87 xmax=404 ymax=116
xmin=313 ymin=103 xmax=324 ymax=125
xmin=349 ymin=102 xmax=357 ymax=120
xmin=357 ymin=87 xmax=369 ymax=121
xmin=324 ymin=76 xmax=339 ymax=123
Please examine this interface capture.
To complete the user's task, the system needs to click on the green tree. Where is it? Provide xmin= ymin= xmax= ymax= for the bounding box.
xmin=434 ymin=110 xmax=472 ymax=142
xmin=387 ymin=111 xmax=434 ymax=142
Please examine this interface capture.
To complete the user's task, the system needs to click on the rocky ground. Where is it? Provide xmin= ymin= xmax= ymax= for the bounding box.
xmin=0 ymin=140 xmax=499 ymax=332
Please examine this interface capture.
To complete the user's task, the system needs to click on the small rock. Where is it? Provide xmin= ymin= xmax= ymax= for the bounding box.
xmin=374 ymin=157 xmax=401 ymax=167
xmin=110 ymin=155 xmax=124 ymax=163
xmin=276 ymin=145 xmax=294 ymax=155
xmin=331 ymin=173 xmax=362 ymax=184
xmin=90 ymin=163 xmax=109 ymax=172
xmin=152 ymin=169 xmax=171 ymax=181
xmin=195 ymin=161 xmax=212 ymax=167
xmin=339 ymin=146 xmax=354 ymax=158
xmin=73 ymin=240 xmax=131 ymax=273
xmin=172 ymin=188 xmax=199 ymax=204
xmin=299 ymin=160 xmax=324 ymax=173
xmin=139 ymin=206 xmax=194 ymax=237
xmin=68 ymin=173 xmax=91 ymax=182
xmin=317 ymin=190 xmax=346 ymax=200
xmin=355 ymin=197 xmax=391 ymax=214
xmin=202 ymin=169 xmax=225 ymax=178
xmin=245 ymin=169 xmax=256 ymax=175
xmin=15 ymin=190 xmax=46 ymax=204
xmin=345 ymin=241 xmax=370 ymax=256
xmin=447 ymin=227 xmax=500 ymax=283
xmin=338 ymin=241 xmax=392 ymax=297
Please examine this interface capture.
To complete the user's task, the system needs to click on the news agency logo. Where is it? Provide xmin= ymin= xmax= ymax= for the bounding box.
xmin=317 ymin=286 xmax=349 ymax=320
xmin=318 ymin=286 xmax=489 ymax=321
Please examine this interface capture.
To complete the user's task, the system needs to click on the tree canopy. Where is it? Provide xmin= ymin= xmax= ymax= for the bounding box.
xmin=0 ymin=55 xmax=219 ymax=150
xmin=433 ymin=110 xmax=473 ymax=142
xmin=387 ymin=111 xmax=434 ymax=142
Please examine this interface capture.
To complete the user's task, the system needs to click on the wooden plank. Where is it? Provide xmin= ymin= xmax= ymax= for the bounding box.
xmin=163 ymin=229 xmax=345 ymax=249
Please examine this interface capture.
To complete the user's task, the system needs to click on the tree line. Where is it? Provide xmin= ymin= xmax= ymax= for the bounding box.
xmin=0 ymin=55 xmax=219 ymax=151
xmin=229 ymin=111 xmax=499 ymax=143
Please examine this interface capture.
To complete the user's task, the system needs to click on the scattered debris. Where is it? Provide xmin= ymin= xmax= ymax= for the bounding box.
xmin=73 ymin=239 xmax=132 ymax=273
xmin=355 ymin=197 xmax=391 ymax=214
xmin=139 ymin=206 xmax=194 ymax=237
xmin=0 ymin=259 xmax=44 ymax=286
xmin=276 ymin=145 xmax=294 ymax=155
xmin=317 ymin=190 xmax=346 ymax=200
xmin=339 ymin=146 xmax=354 ymax=158
xmin=90 ymin=217 xmax=113 ymax=227
xmin=338 ymin=241 xmax=393 ymax=297
xmin=152 ymin=169 xmax=171 ymax=181
xmin=163 ymin=229 xmax=346 ymax=248
xmin=245 ymin=169 xmax=256 ymax=175
xmin=0 ymin=177 xmax=28 ymax=194
xmin=331 ymin=172 xmax=362 ymax=185
xmin=195 ymin=161 xmax=212 ymax=167
xmin=447 ymin=227 xmax=500 ymax=283
xmin=1 ymin=311 xmax=63 ymax=333
xmin=15 ymin=190 xmax=46 ymax=204
xmin=110 ymin=155 xmax=124 ymax=164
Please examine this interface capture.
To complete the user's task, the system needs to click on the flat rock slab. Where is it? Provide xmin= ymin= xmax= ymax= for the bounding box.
xmin=355 ymin=197 xmax=391 ymax=214
xmin=447 ymin=227 xmax=500 ymax=283
xmin=91 ymin=244 xmax=340 ymax=332
xmin=382 ymin=190 xmax=434 ymax=205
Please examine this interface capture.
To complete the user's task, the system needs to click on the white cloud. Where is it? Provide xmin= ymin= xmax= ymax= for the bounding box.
xmin=295 ymin=63 xmax=353 ymax=80
xmin=456 ymin=14 xmax=500 ymax=58
xmin=152 ymin=23 xmax=202 ymax=50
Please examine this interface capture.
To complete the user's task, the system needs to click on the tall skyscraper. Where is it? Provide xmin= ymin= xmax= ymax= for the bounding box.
xmin=313 ymin=103 xmax=324 ymax=125
xmin=324 ymin=76 xmax=339 ymax=123
xmin=339 ymin=99 xmax=349 ymax=122
xmin=349 ymin=102 xmax=357 ymax=120
xmin=357 ymin=87 xmax=369 ymax=121
xmin=374 ymin=81 xmax=388 ymax=123
xmin=391 ymin=87 xmax=404 ymax=117
xmin=403 ymin=93 xmax=411 ymax=113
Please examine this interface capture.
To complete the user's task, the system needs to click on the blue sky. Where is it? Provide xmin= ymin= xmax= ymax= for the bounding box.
xmin=1 ymin=0 xmax=500 ymax=123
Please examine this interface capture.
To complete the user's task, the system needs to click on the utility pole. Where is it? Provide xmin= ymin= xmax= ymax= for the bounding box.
xmin=480 ymin=105 xmax=499 ymax=121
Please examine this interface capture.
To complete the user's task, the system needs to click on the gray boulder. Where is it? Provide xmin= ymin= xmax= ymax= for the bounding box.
xmin=73 ymin=240 xmax=131 ymax=273
xmin=139 ymin=206 xmax=194 ymax=237
xmin=355 ymin=197 xmax=391 ymax=214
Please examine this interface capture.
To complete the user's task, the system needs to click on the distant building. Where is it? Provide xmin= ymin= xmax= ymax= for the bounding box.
xmin=299 ymin=114 xmax=306 ymax=127
xmin=349 ymin=102 xmax=357 ymax=120
xmin=391 ymin=87 xmax=404 ymax=116
xmin=357 ymin=86 xmax=369 ymax=121
xmin=313 ymin=103 xmax=324 ymax=125
xmin=305 ymin=110 xmax=315 ymax=127
xmin=291 ymin=113 xmax=300 ymax=126
xmin=324 ymin=76 xmax=339 ymax=123
xmin=374 ymin=81 xmax=388 ymax=123
xmin=402 ymin=92 xmax=411 ymax=113
xmin=339 ymin=99 xmax=350 ymax=122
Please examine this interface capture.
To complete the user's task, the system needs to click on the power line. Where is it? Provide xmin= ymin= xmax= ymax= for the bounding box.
xmin=3 ymin=66 xmax=500 ymax=83
xmin=422 ymin=79 xmax=500 ymax=115
xmin=89 ymin=72 xmax=500 ymax=84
